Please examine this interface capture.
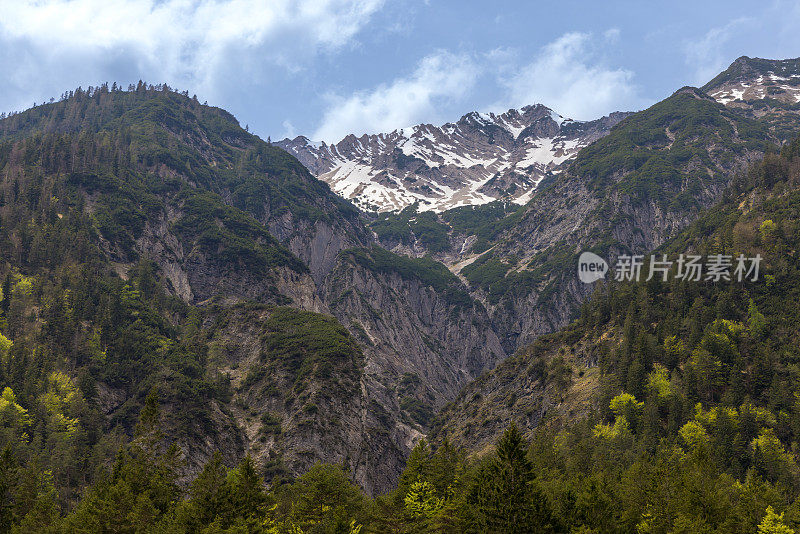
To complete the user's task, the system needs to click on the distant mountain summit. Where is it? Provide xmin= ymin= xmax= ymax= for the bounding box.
xmin=704 ymin=55 xmax=800 ymax=105
xmin=276 ymin=105 xmax=630 ymax=212
xmin=702 ymin=56 xmax=800 ymax=141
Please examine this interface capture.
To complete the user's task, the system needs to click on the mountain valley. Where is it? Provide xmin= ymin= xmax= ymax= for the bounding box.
xmin=4 ymin=55 xmax=800 ymax=532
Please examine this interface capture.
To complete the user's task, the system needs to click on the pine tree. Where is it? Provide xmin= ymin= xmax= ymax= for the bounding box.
xmin=227 ymin=455 xmax=269 ymax=522
xmin=186 ymin=450 xmax=228 ymax=527
xmin=474 ymin=423 xmax=558 ymax=533
xmin=134 ymin=387 xmax=162 ymax=450
xmin=0 ymin=447 xmax=16 ymax=532
xmin=1 ymin=274 xmax=11 ymax=316
xmin=283 ymin=464 xmax=367 ymax=532
xmin=398 ymin=440 xmax=431 ymax=495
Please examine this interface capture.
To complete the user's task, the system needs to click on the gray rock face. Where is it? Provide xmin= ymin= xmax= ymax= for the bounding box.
xmin=324 ymin=254 xmax=506 ymax=405
xmin=196 ymin=305 xmax=408 ymax=496
xmin=156 ymin=250 xmax=507 ymax=492
xmin=116 ymin=168 xmax=505 ymax=494
xmin=268 ymin=216 xmax=362 ymax=287
xmin=276 ymin=106 xmax=630 ymax=213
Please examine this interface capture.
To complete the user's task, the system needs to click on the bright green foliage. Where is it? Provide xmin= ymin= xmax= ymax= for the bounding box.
xmin=0 ymin=389 xmax=29 ymax=430
xmin=610 ymin=393 xmax=644 ymax=418
xmin=760 ymin=219 xmax=778 ymax=236
xmin=595 ymin=393 xmax=643 ymax=440
xmin=679 ymin=420 xmax=710 ymax=452
xmin=372 ymin=438 xmax=466 ymax=533
xmin=593 ymin=415 xmax=632 ymax=440
xmin=759 ymin=506 xmax=795 ymax=534
xmin=751 ymin=428 xmax=800 ymax=487
xmin=646 ymin=364 xmax=672 ymax=400
xmin=404 ymin=479 xmax=443 ymax=519
xmin=38 ymin=372 xmax=81 ymax=436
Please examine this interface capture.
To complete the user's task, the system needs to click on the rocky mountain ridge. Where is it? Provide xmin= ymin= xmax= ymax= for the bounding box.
xmin=276 ymin=105 xmax=630 ymax=212
xmin=432 ymin=135 xmax=800 ymax=461
xmin=704 ymin=56 xmax=800 ymax=106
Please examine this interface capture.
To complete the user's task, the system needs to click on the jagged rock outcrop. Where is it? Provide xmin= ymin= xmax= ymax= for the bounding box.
xmin=324 ymin=249 xmax=506 ymax=404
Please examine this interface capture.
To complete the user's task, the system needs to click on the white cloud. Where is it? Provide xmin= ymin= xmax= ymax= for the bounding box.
xmin=312 ymin=51 xmax=478 ymax=142
xmin=282 ymin=120 xmax=297 ymax=139
xmin=483 ymin=46 xmax=517 ymax=76
xmin=682 ymin=17 xmax=754 ymax=85
xmin=603 ymin=28 xmax=621 ymax=42
xmin=498 ymin=31 xmax=648 ymax=120
xmin=0 ymin=0 xmax=383 ymax=105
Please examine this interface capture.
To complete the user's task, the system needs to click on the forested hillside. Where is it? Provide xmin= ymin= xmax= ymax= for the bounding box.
xmin=0 ymin=81 xmax=512 ymax=529
xmin=6 ymin=104 xmax=800 ymax=534
xmin=427 ymin=136 xmax=800 ymax=532
xmin=0 ymin=82 xmax=384 ymax=521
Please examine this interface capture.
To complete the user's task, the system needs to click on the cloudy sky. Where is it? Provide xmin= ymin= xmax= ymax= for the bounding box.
xmin=1 ymin=0 xmax=799 ymax=142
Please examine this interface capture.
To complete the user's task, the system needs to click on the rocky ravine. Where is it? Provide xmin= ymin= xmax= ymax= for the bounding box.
xmin=20 ymin=88 xmax=511 ymax=494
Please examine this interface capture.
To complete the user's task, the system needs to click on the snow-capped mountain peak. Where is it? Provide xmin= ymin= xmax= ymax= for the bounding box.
xmin=276 ymin=105 xmax=629 ymax=212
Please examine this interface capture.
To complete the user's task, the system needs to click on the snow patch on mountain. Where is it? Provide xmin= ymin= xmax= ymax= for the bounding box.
xmin=706 ymin=58 xmax=800 ymax=106
xmin=276 ymin=105 xmax=629 ymax=212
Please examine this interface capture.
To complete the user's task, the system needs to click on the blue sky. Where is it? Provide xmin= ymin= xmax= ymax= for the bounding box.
xmin=2 ymin=0 xmax=800 ymax=143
